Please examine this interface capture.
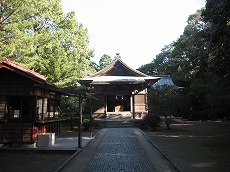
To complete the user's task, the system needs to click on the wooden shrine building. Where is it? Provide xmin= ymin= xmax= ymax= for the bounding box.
xmin=80 ymin=54 xmax=160 ymax=119
xmin=0 ymin=58 xmax=67 ymax=144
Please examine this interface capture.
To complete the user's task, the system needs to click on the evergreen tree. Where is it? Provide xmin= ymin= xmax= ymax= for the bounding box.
xmin=140 ymin=2 xmax=230 ymax=120
xmin=98 ymin=54 xmax=112 ymax=70
xmin=0 ymin=0 xmax=94 ymax=87
xmin=201 ymin=0 xmax=230 ymax=118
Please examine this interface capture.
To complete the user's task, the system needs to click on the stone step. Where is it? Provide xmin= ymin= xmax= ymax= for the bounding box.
xmin=95 ymin=119 xmax=136 ymax=128
xmin=106 ymin=113 xmax=132 ymax=119
xmin=106 ymin=121 xmax=135 ymax=128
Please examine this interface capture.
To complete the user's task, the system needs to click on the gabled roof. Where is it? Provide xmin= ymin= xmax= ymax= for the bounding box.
xmin=0 ymin=57 xmax=69 ymax=94
xmin=0 ymin=57 xmax=94 ymax=97
xmin=0 ymin=57 xmax=48 ymax=84
xmin=91 ymin=55 xmax=148 ymax=77
xmin=80 ymin=55 xmax=160 ymax=87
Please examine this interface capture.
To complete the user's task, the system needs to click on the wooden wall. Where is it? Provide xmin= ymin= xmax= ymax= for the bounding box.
xmin=0 ymin=67 xmax=63 ymax=144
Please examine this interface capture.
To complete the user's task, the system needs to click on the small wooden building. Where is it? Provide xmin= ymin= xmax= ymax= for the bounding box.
xmin=80 ymin=54 xmax=160 ymax=119
xmin=0 ymin=58 xmax=66 ymax=144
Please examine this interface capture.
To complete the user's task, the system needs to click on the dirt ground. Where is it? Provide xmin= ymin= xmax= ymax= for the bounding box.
xmin=0 ymin=121 xmax=229 ymax=172
xmin=0 ymin=151 xmax=72 ymax=172
xmin=144 ymin=120 xmax=230 ymax=172
xmin=0 ymin=128 xmax=100 ymax=172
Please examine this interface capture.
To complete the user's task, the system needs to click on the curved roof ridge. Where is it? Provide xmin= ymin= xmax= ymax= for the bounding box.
xmin=91 ymin=57 xmax=148 ymax=77
xmin=117 ymin=58 xmax=148 ymax=77
xmin=91 ymin=57 xmax=118 ymax=77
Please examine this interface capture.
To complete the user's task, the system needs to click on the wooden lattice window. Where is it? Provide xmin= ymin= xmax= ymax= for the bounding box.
xmin=0 ymin=96 xmax=6 ymax=120
xmin=134 ymin=94 xmax=146 ymax=112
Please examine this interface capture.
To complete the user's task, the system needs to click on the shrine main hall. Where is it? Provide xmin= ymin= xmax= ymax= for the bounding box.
xmin=80 ymin=54 xmax=160 ymax=119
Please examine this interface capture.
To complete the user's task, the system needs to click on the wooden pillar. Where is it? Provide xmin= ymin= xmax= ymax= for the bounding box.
xmin=89 ymin=96 xmax=93 ymax=138
xmin=78 ymin=95 xmax=83 ymax=148
xmin=104 ymin=94 xmax=107 ymax=118
xmin=132 ymin=93 xmax=135 ymax=119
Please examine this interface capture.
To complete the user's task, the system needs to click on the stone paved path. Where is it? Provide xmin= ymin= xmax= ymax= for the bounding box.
xmin=61 ymin=128 xmax=176 ymax=172
xmin=85 ymin=128 xmax=154 ymax=172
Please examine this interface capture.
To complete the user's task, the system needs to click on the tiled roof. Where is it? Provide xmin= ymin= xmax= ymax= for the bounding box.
xmin=80 ymin=55 xmax=160 ymax=87
xmin=0 ymin=57 xmax=47 ymax=84
xmin=91 ymin=56 xmax=148 ymax=77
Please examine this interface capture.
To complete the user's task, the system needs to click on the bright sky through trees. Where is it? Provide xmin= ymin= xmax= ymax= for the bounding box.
xmin=61 ymin=0 xmax=205 ymax=69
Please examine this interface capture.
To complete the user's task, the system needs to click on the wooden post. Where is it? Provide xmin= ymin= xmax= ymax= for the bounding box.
xmin=89 ymin=96 xmax=93 ymax=138
xmin=132 ymin=93 xmax=135 ymax=119
xmin=104 ymin=94 xmax=107 ymax=118
xmin=78 ymin=95 xmax=83 ymax=148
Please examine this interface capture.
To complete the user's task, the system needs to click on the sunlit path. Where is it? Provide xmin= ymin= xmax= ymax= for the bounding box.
xmin=61 ymin=128 xmax=176 ymax=172
xmin=85 ymin=128 xmax=154 ymax=172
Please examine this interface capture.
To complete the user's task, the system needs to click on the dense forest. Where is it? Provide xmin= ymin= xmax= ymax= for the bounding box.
xmin=0 ymin=0 xmax=229 ymax=120
xmin=139 ymin=0 xmax=230 ymax=120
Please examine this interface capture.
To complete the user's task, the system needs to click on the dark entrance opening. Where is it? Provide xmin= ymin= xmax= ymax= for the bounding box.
xmin=107 ymin=95 xmax=131 ymax=112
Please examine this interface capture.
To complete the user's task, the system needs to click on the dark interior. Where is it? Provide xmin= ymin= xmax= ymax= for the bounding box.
xmin=107 ymin=95 xmax=131 ymax=112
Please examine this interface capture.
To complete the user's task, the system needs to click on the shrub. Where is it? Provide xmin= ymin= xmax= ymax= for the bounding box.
xmin=143 ymin=114 xmax=161 ymax=130
xmin=82 ymin=118 xmax=91 ymax=131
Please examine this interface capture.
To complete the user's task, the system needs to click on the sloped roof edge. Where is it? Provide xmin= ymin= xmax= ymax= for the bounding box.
xmin=0 ymin=57 xmax=47 ymax=84
xmin=0 ymin=57 xmax=92 ymax=97
xmin=81 ymin=76 xmax=160 ymax=82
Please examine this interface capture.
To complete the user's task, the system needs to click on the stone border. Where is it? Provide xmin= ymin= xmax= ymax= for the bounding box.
xmin=140 ymin=129 xmax=182 ymax=172
xmin=54 ymin=129 xmax=103 ymax=172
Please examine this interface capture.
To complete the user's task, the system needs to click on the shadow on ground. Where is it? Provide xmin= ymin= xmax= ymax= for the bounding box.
xmin=144 ymin=120 xmax=230 ymax=172
xmin=0 ymin=126 xmax=101 ymax=172
xmin=0 ymin=120 xmax=229 ymax=172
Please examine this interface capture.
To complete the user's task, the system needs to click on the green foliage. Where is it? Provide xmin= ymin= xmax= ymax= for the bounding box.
xmin=0 ymin=0 xmax=96 ymax=115
xmin=140 ymin=2 xmax=230 ymax=120
xmin=90 ymin=54 xmax=112 ymax=72
xmin=143 ymin=114 xmax=161 ymax=130
xmin=201 ymin=0 xmax=230 ymax=119
xmin=138 ymin=62 xmax=158 ymax=76
xmin=148 ymin=86 xmax=184 ymax=117
xmin=60 ymin=96 xmax=79 ymax=116
xmin=98 ymin=54 xmax=113 ymax=71
xmin=82 ymin=118 xmax=91 ymax=131
xmin=60 ymin=85 xmax=90 ymax=116
xmin=0 ymin=0 xmax=94 ymax=87
xmin=147 ymin=86 xmax=185 ymax=129
xmin=138 ymin=44 xmax=173 ymax=76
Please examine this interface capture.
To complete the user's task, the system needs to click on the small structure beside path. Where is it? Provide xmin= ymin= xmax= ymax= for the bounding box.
xmin=0 ymin=57 xmax=89 ymax=146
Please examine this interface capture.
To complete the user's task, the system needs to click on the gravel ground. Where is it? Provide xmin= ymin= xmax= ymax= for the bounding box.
xmin=144 ymin=120 xmax=230 ymax=172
